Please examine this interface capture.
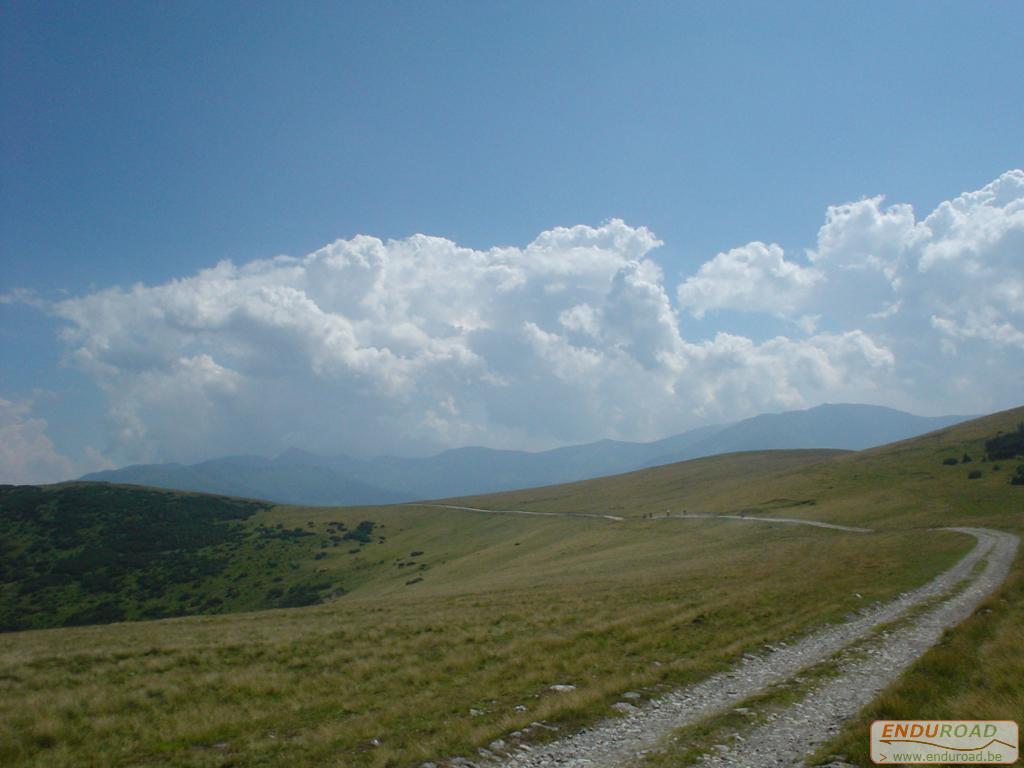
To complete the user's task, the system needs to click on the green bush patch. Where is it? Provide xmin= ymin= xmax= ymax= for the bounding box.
xmin=0 ymin=484 xmax=346 ymax=632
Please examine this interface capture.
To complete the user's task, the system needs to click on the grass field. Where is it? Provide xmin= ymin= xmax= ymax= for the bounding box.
xmin=1 ymin=406 xmax=1022 ymax=767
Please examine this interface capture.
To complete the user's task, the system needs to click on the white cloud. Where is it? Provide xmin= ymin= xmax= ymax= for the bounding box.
xmin=676 ymin=241 xmax=822 ymax=318
xmin=810 ymin=195 xmax=920 ymax=279
xmin=52 ymin=219 xmax=896 ymax=463
xmin=798 ymin=170 xmax=1024 ymax=411
xmin=47 ymin=170 xmax=1024 ymax=465
xmin=681 ymin=330 xmax=894 ymax=417
xmin=931 ymin=310 xmax=1024 ymax=349
xmin=0 ymin=397 xmax=77 ymax=484
xmin=0 ymin=287 xmax=51 ymax=310
xmin=918 ymin=169 xmax=1024 ymax=273
xmin=908 ymin=172 xmax=1024 ymax=354
xmin=868 ymin=300 xmax=902 ymax=320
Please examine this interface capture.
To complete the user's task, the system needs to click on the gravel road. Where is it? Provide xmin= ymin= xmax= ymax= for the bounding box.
xmin=471 ymin=523 xmax=1017 ymax=768
xmin=417 ymin=503 xmax=626 ymax=521
xmin=671 ymin=513 xmax=872 ymax=533
xmin=695 ymin=527 xmax=1018 ymax=768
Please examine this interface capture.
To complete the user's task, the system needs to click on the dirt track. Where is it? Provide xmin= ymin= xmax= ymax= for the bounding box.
xmin=470 ymin=520 xmax=1018 ymax=768
xmin=417 ymin=503 xmax=625 ymax=521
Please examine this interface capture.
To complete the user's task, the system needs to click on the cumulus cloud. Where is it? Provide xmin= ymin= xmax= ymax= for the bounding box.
xmin=804 ymin=170 xmax=1024 ymax=410
xmin=47 ymin=171 xmax=1023 ymax=465
xmin=918 ymin=170 xmax=1024 ymax=273
xmin=810 ymin=195 xmax=920 ymax=278
xmin=912 ymin=172 xmax=1024 ymax=346
xmin=677 ymin=242 xmax=822 ymax=318
xmin=0 ymin=397 xmax=77 ymax=484
xmin=51 ymin=219 xmax=896 ymax=463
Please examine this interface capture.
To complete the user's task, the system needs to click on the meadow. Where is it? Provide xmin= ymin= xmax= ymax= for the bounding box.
xmin=1 ymin=407 xmax=1022 ymax=767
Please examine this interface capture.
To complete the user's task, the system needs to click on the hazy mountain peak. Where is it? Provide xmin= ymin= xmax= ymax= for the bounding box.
xmin=80 ymin=404 xmax=971 ymax=506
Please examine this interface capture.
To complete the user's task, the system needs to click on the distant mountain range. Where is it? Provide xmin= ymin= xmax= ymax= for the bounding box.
xmin=81 ymin=404 xmax=971 ymax=505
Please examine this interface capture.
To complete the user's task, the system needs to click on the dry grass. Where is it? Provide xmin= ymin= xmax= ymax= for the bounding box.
xmin=0 ymin=517 xmax=965 ymax=767
xmin=3 ymin=405 xmax=1023 ymax=767
xmin=450 ymin=449 xmax=845 ymax=521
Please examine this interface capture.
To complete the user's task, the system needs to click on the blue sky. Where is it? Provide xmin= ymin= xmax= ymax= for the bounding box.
xmin=2 ymin=2 xmax=1023 ymax=482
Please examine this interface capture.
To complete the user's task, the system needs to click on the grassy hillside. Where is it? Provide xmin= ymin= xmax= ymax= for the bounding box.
xmin=0 ymin=406 xmax=1021 ymax=767
xmin=446 ymin=448 xmax=848 ymax=520
xmin=461 ymin=409 xmax=1024 ymax=533
xmin=0 ymin=517 xmax=965 ymax=768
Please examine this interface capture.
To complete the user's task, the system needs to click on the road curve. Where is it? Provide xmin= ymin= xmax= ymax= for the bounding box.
xmin=481 ymin=524 xmax=1017 ymax=768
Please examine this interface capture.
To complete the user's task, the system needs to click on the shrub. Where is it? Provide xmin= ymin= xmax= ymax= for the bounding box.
xmin=277 ymin=583 xmax=328 ymax=608
xmin=942 ymin=457 xmax=959 ymax=466
xmin=961 ymin=453 xmax=973 ymax=464
xmin=342 ymin=520 xmax=376 ymax=544
xmin=985 ymin=422 xmax=1024 ymax=460
xmin=967 ymin=470 xmax=982 ymax=480
xmin=63 ymin=601 xmax=126 ymax=627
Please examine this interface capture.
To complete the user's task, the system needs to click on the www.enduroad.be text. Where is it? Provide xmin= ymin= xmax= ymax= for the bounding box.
xmin=892 ymin=751 xmax=1008 ymax=763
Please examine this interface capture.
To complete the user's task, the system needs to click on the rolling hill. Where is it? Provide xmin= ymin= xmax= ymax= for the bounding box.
xmin=4 ymin=405 xmax=1020 ymax=768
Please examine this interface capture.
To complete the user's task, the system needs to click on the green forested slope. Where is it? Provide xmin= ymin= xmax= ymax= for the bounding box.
xmin=0 ymin=484 xmax=358 ymax=631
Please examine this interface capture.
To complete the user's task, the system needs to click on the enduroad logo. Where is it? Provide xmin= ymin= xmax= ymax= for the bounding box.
xmin=871 ymin=720 xmax=1019 ymax=764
